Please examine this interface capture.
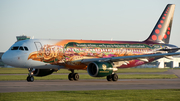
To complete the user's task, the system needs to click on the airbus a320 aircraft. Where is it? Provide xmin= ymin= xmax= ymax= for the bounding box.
xmin=2 ymin=4 xmax=180 ymax=82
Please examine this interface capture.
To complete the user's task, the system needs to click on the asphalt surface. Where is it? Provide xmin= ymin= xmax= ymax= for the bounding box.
xmin=0 ymin=69 xmax=180 ymax=93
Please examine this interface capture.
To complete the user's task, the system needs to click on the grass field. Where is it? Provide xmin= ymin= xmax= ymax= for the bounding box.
xmin=0 ymin=89 xmax=180 ymax=101
xmin=0 ymin=68 xmax=169 ymax=74
xmin=0 ymin=68 xmax=179 ymax=101
xmin=0 ymin=74 xmax=177 ymax=81
xmin=0 ymin=68 xmax=176 ymax=80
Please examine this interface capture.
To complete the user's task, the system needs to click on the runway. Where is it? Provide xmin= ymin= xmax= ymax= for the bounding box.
xmin=0 ymin=79 xmax=180 ymax=93
xmin=0 ymin=69 xmax=180 ymax=93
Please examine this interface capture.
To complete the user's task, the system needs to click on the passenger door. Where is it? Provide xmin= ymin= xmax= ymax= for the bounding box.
xmin=34 ymin=42 xmax=43 ymax=57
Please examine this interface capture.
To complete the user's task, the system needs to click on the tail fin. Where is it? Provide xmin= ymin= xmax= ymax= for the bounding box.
xmin=144 ymin=4 xmax=175 ymax=44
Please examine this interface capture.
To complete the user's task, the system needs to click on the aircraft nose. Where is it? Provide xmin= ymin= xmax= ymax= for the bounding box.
xmin=2 ymin=51 xmax=17 ymax=67
xmin=2 ymin=50 xmax=28 ymax=68
xmin=2 ymin=52 xmax=9 ymax=65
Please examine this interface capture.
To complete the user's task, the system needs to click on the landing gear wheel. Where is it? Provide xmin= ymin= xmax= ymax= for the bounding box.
xmin=68 ymin=73 xmax=74 ymax=81
xmin=27 ymin=76 xmax=34 ymax=82
xmin=73 ymin=73 xmax=79 ymax=81
xmin=68 ymin=69 xmax=80 ymax=81
xmin=112 ymin=74 xmax=118 ymax=81
xmin=107 ymin=75 xmax=112 ymax=81
xmin=27 ymin=68 xmax=35 ymax=82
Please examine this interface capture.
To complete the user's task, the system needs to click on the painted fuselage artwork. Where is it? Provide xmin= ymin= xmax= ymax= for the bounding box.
xmin=28 ymin=40 xmax=165 ymax=70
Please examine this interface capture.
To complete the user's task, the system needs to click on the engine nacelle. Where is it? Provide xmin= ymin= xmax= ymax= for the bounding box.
xmin=87 ymin=61 xmax=117 ymax=77
xmin=33 ymin=69 xmax=54 ymax=77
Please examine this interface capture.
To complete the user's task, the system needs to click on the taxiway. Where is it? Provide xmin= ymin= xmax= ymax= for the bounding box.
xmin=0 ymin=69 xmax=180 ymax=93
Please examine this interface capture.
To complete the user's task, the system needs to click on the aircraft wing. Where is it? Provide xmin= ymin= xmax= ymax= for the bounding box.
xmin=158 ymin=48 xmax=180 ymax=51
xmin=81 ymin=52 xmax=180 ymax=64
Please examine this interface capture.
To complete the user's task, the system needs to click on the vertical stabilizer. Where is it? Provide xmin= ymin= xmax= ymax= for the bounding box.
xmin=144 ymin=4 xmax=175 ymax=44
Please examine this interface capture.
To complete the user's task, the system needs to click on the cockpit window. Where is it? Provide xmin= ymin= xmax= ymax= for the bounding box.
xmin=10 ymin=46 xmax=29 ymax=51
xmin=19 ymin=46 xmax=24 ymax=51
xmin=11 ymin=46 xmax=19 ymax=50
xmin=24 ymin=46 xmax=29 ymax=51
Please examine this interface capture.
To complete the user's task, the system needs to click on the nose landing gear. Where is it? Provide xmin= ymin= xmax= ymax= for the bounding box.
xmin=27 ymin=68 xmax=34 ymax=82
xmin=27 ymin=76 xmax=34 ymax=82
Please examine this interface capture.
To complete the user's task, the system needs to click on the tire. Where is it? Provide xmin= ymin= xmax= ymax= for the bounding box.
xmin=73 ymin=73 xmax=79 ymax=81
xmin=26 ymin=76 xmax=30 ymax=82
xmin=30 ymin=76 xmax=34 ymax=82
xmin=27 ymin=76 xmax=34 ymax=82
xmin=68 ymin=73 xmax=74 ymax=81
xmin=112 ymin=74 xmax=118 ymax=81
xmin=107 ymin=75 xmax=112 ymax=81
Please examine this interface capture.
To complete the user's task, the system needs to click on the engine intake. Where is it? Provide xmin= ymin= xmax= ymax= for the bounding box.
xmin=87 ymin=61 xmax=117 ymax=77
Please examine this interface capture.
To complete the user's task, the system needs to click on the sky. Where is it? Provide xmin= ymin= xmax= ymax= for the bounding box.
xmin=0 ymin=0 xmax=180 ymax=52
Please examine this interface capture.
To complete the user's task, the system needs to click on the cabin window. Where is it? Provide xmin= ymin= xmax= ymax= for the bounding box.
xmin=11 ymin=46 xmax=19 ymax=50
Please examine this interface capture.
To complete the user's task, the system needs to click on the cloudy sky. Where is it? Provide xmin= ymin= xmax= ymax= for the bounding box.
xmin=0 ymin=0 xmax=180 ymax=52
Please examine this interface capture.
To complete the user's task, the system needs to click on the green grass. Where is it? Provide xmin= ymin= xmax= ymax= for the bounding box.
xmin=0 ymin=68 xmax=169 ymax=74
xmin=0 ymin=74 xmax=177 ymax=81
xmin=0 ymin=89 xmax=180 ymax=101
xmin=0 ymin=68 xmax=28 ymax=74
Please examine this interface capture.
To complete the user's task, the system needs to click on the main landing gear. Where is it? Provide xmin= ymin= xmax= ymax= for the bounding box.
xmin=68 ymin=69 xmax=79 ymax=81
xmin=106 ymin=73 xmax=118 ymax=81
xmin=27 ymin=68 xmax=34 ymax=82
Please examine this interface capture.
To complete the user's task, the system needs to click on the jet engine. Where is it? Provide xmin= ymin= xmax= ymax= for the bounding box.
xmin=87 ymin=61 xmax=117 ymax=77
xmin=33 ymin=69 xmax=54 ymax=77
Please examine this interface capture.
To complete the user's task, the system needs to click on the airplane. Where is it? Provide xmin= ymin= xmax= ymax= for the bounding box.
xmin=2 ymin=4 xmax=180 ymax=82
